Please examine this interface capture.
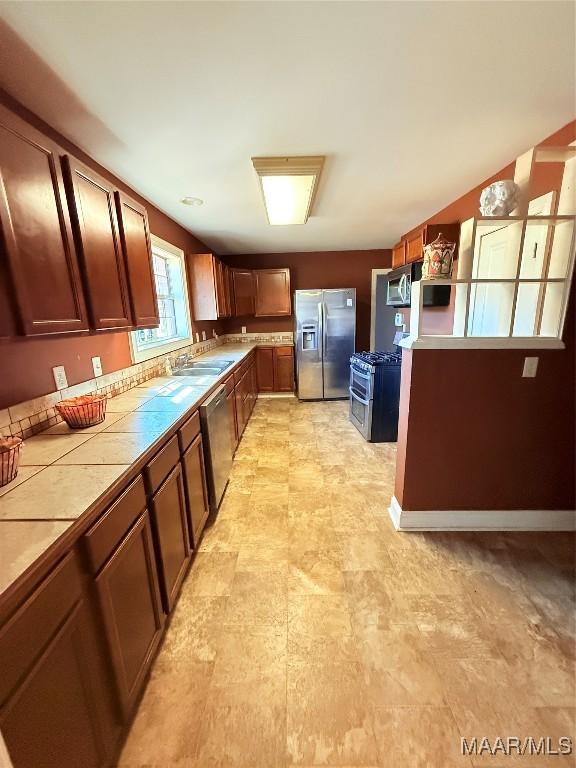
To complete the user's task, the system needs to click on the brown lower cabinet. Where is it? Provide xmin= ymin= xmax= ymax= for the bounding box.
xmin=256 ymin=345 xmax=294 ymax=392
xmin=0 ymin=355 xmax=264 ymax=768
xmin=94 ymin=510 xmax=164 ymax=718
xmin=149 ymin=463 xmax=191 ymax=613
xmin=0 ymin=552 xmax=119 ymax=768
xmin=181 ymin=433 xmax=210 ymax=548
xmin=1 ymin=601 xmax=108 ymax=768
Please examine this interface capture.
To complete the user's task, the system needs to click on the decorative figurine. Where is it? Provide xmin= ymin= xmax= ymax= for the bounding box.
xmin=479 ymin=180 xmax=520 ymax=216
xmin=422 ymin=233 xmax=457 ymax=279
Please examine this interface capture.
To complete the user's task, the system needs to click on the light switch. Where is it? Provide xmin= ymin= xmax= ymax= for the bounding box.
xmin=522 ymin=356 xmax=539 ymax=378
xmin=394 ymin=312 xmax=404 ymax=327
xmin=202 ymin=331 xmax=206 ymax=341
xmin=242 ymin=326 xmax=247 ymax=334
xmin=92 ymin=356 xmax=103 ymax=377
xmin=195 ymin=332 xmax=200 ymax=343
xmin=52 ymin=366 xmax=68 ymax=390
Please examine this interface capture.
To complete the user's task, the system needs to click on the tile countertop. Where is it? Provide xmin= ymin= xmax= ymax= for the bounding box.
xmin=0 ymin=343 xmax=257 ymax=598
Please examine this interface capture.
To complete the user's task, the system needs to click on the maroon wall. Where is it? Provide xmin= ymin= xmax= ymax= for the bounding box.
xmin=395 ymin=120 xmax=576 ymax=512
xmin=0 ymin=91 xmax=223 ymax=409
xmin=222 ymin=249 xmax=391 ymax=350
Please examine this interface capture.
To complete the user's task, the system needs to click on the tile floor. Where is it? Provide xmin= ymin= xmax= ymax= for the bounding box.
xmin=119 ymin=398 xmax=576 ymax=768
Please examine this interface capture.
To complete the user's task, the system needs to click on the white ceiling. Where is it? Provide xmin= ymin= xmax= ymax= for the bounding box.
xmin=0 ymin=1 xmax=574 ymax=255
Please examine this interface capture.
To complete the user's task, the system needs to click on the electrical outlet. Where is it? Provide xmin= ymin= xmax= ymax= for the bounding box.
xmin=522 ymin=356 xmax=539 ymax=378
xmin=52 ymin=366 xmax=68 ymax=390
xmin=195 ymin=332 xmax=200 ymax=343
xmin=242 ymin=326 xmax=247 ymax=334
xmin=202 ymin=331 xmax=206 ymax=341
xmin=92 ymin=356 xmax=103 ymax=377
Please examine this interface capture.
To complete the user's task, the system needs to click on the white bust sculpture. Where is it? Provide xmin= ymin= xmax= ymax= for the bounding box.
xmin=479 ymin=180 xmax=520 ymax=216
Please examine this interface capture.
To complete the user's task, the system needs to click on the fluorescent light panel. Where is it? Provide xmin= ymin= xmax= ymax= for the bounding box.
xmin=252 ymin=156 xmax=324 ymax=226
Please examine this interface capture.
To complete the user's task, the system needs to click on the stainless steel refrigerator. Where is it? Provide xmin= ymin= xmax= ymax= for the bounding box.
xmin=294 ymin=288 xmax=356 ymax=400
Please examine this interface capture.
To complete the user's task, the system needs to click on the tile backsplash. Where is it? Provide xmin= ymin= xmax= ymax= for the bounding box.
xmin=0 ymin=332 xmax=294 ymax=440
xmin=224 ymin=332 xmax=294 ymax=345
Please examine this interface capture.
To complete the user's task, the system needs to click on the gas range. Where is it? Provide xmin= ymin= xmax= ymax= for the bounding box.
xmin=350 ymin=350 xmax=402 ymax=373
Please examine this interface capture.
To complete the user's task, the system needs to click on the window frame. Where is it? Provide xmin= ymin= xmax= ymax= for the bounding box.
xmin=129 ymin=235 xmax=193 ymax=363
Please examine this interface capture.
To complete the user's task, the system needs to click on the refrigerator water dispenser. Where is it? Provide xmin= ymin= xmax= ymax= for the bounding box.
xmin=302 ymin=324 xmax=317 ymax=350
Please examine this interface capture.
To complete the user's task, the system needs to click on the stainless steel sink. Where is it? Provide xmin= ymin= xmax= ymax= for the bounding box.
xmin=172 ymin=360 xmax=234 ymax=377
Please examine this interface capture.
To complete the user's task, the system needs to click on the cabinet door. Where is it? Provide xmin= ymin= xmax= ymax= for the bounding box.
xmin=392 ymin=242 xmax=406 ymax=268
xmin=63 ymin=156 xmax=132 ymax=331
xmin=0 ymin=602 xmax=107 ymax=768
xmin=226 ymin=388 xmax=239 ymax=453
xmin=95 ymin=511 xmax=164 ymax=717
xmin=274 ymin=346 xmax=295 ymax=392
xmin=254 ymin=268 xmax=291 ymax=316
xmin=250 ymin=363 xmax=258 ymax=412
xmin=256 ymin=347 xmax=275 ymax=392
xmin=406 ymin=231 xmax=424 ymax=263
xmin=182 ymin=433 xmax=210 ymax=548
xmin=189 ymin=253 xmax=219 ymax=321
xmin=150 ymin=464 xmax=191 ymax=612
xmin=234 ymin=382 xmax=244 ymax=442
xmin=115 ymin=192 xmax=159 ymax=328
xmin=225 ymin=265 xmax=234 ymax=317
xmin=214 ymin=258 xmax=228 ymax=318
xmin=0 ymin=104 xmax=88 ymax=336
xmin=232 ymin=269 xmax=255 ymax=316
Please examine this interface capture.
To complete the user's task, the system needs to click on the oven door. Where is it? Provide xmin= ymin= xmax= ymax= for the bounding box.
xmin=350 ymin=366 xmax=373 ymax=402
xmin=349 ymin=387 xmax=373 ymax=440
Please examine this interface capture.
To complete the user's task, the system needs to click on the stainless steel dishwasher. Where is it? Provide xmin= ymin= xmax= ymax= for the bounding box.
xmin=199 ymin=385 xmax=233 ymax=511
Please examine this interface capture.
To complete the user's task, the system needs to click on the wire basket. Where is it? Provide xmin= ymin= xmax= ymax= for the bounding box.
xmin=0 ymin=437 xmax=23 ymax=488
xmin=56 ymin=395 xmax=107 ymax=429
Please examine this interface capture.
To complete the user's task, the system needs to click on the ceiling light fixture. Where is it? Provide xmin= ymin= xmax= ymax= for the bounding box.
xmin=251 ymin=156 xmax=325 ymax=225
xmin=180 ymin=196 xmax=204 ymax=206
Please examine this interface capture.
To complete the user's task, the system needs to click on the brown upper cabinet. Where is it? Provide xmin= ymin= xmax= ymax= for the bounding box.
xmin=404 ymin=223 xmax=461 ymax=265
xmin=254 ymin=268 xmax=291 ymax=316
xmin=63 ymin=156 xmax=132 ymax=331
xmin=189 ymin=253 xmax=231 ymax=321
xmin=0 ymin=103 xmax=89 ymax=336
xmin=0 ymin=101 xmax=160 ymax=338
xmin=190 ymin=259 xmax=291 ymax=320
xmin=232 ymin=268 xmax=255 ymax=316
xmin=115 ymin=192 xmax=159 ymax=329
xmin=392 ymin=241 xmax=406 ymax=269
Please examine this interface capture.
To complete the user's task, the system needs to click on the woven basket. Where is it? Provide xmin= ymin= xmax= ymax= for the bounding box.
xmin=56 ymin=395 xmax=107 ymax=429
xmin=0 ymin=437 xmax=23 ymax=488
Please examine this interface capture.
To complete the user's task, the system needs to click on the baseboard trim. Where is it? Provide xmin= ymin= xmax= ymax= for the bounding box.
xmin=257 ymin=393 xmax=296 ymax=399
xmin=388 ymin=495 xmax=576 ymax=531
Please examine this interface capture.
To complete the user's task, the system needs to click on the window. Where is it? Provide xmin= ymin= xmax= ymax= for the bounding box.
xmin=130 ymin=236 xmax=192 ymax=362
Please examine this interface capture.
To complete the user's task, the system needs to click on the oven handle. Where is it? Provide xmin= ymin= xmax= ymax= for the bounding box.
xmin=350 ymin=367 xmax=372 ymax=381
xmin=349 ymin=387 xmax=371 ymax=406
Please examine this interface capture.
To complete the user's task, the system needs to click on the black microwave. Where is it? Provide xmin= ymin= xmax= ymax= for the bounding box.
xmin=386 ymin=263 xmax=450 ymax=307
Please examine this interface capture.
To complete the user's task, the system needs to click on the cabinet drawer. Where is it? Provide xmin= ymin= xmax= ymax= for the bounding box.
xmin=0 ymin=552 xmax=82 ymax=706
xmin=83 ymin=476 xmax=147 ymax=574
xmin=145 ymin=434 xmax=179 ymax=493
xmin=178 ymin=410 xmax=201 ymax=453
xmin=223 ymin=374 xmax=235 ymax=395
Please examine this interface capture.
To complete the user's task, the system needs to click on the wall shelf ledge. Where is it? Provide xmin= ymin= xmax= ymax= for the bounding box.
xmin=399 ymin=335 xmax=566 ymax=351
